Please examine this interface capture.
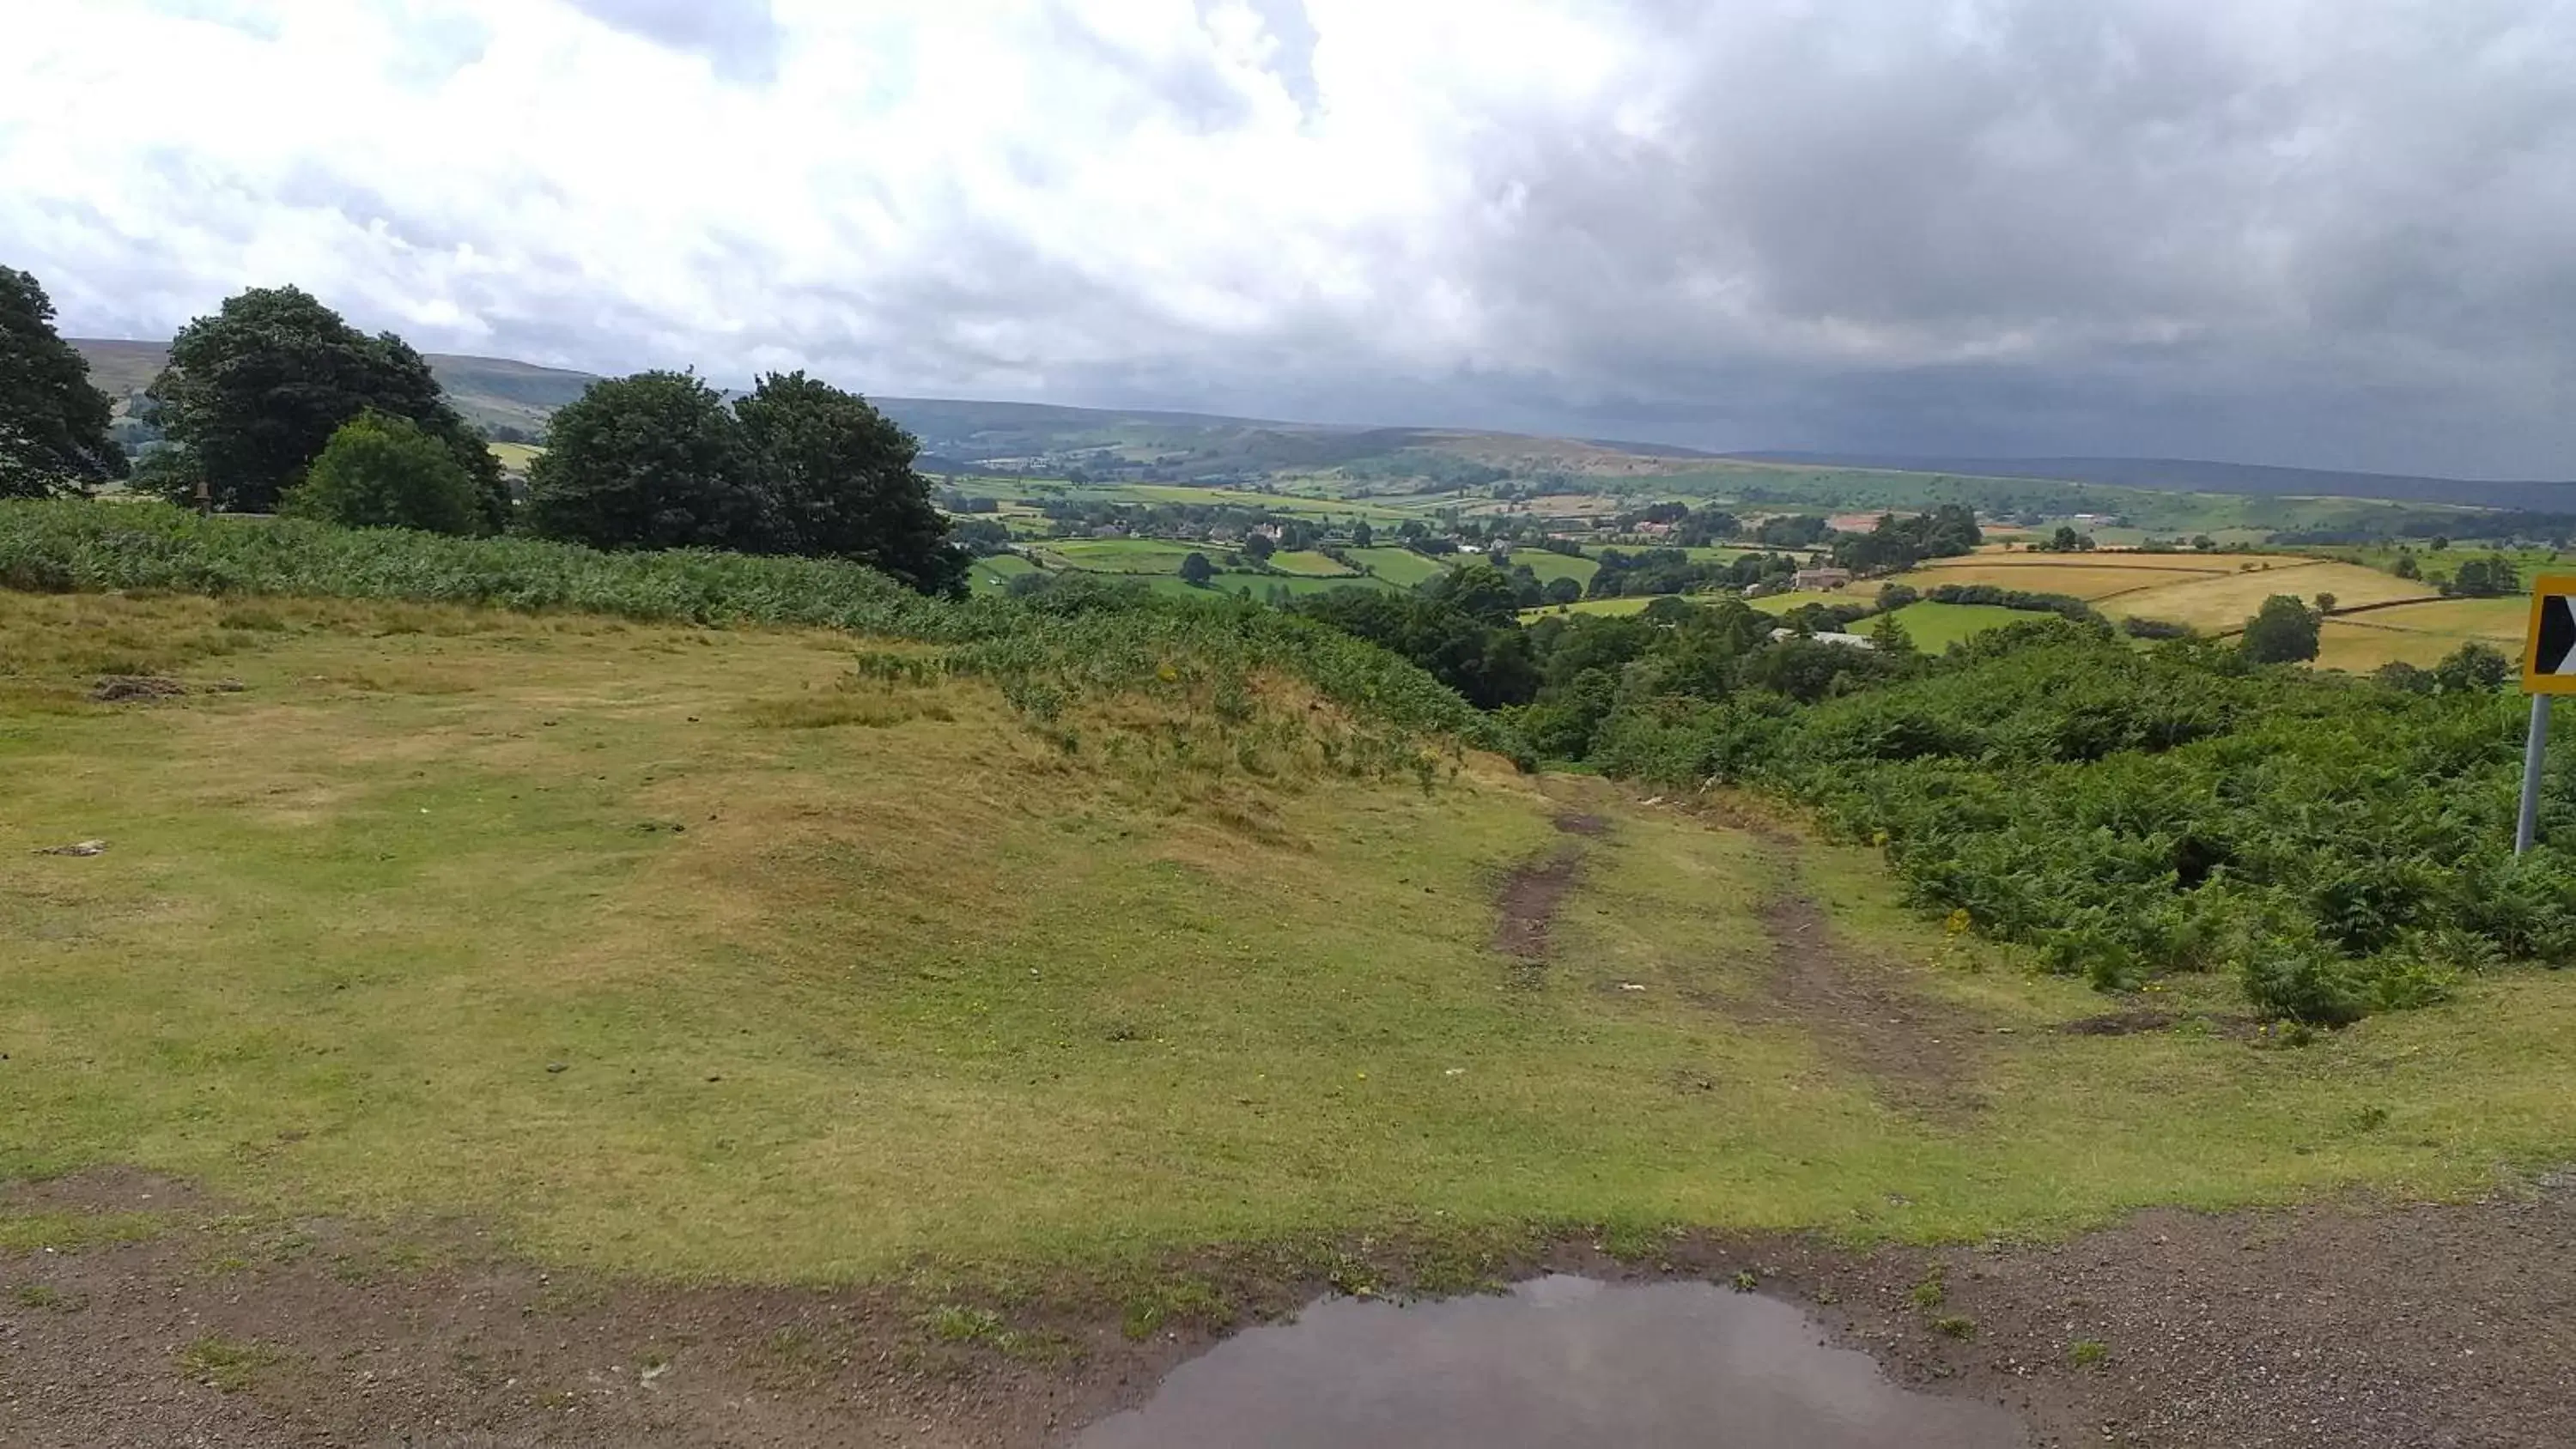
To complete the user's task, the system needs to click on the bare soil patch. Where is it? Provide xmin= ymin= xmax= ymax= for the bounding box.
xmin=1757 ymin=897 xmax=1990 ymax=1120
xmin=1494 ymin=814 xmax=1605 ymax=964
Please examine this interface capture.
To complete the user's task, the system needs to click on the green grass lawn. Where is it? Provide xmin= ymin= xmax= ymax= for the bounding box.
xmin=8 ymin=591 xmax=2576 ymax=1289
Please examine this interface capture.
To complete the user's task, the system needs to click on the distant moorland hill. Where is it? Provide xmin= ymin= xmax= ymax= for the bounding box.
xmin=1731 ymin=451 xmax=2576 ymax=515
xmin=70 ymin=339 xmax=2570 ymax=518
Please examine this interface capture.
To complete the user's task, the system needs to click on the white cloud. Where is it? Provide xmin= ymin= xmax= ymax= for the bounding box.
xmin=4 ymin=0 xmax=2575 ymax=475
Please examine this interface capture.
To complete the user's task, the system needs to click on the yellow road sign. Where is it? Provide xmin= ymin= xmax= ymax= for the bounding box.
xmin=2523 ymin=575 xmax=2576 ymax=694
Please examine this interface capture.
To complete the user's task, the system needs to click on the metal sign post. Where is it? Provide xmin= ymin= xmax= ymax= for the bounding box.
xmin=2514 ymin=577 xmax=2576 ymax=853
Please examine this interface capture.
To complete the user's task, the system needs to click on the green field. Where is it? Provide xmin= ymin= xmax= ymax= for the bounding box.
xmin=1266 ymin=549 xmax=1363 ymax=578
xmin=1144 ymin=573 xmax=1388 ymax=602
xmin=1498 ymin=550 xmax=1599 ymax=588
xmin=1878 ymin=601 xmax=2032 ymax=650
xmin=1747 ymin=590 xmax=1852 ymax=614
xmin=487 ymin=440 xmax=544 ymax=472
xmin=1034 ymin=537 xmax=1227 ymax=574
xmin=13 ymin=586 xmax=2576 ymax=1288
xmin=967 ymin=554 xmax=1040 ymax=593
xmin=1521 ymin=596 xmax=1667 ymax=620
xmin=1349 ymin=547 xmax=1452 ymax=587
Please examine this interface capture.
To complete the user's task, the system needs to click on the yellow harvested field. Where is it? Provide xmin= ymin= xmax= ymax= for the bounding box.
xmin=2095 ymin=562 xmax=2433 ymax=630
xmin=2313 ymin=597 xmax=2530 ymax=673
xmin=1927 ymin=549 xmax=2239 ymax=570
xmin=2337 ymin=597 xmax=2530 ymax=640
xmin=1890 ymin=561 xmax=2224 ymax=600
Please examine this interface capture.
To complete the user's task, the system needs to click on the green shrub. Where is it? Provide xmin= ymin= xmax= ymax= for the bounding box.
xmin=1595 ymin=626 xmax=2569 ymax=1022
xmin=280 ymin=412 xmax=485 ymax=536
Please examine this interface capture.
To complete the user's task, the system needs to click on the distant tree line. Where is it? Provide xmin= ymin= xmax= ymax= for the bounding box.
xmin=1830 ymin=505 xmax=1981 ymax=573
xmin=0 ymin=273 xmax=967 ymax=595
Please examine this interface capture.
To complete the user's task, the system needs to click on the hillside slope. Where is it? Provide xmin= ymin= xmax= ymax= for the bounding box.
xmin=70 ymin=337 xmax=600 ymax=440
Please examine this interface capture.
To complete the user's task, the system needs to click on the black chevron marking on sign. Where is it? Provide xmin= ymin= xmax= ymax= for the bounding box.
xmin=2542 ymin=595 xmax=2576 ymax=676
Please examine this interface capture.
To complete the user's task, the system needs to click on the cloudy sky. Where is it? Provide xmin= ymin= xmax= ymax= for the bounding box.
xmin=5 ymin=0 xmax=2573 ymax=476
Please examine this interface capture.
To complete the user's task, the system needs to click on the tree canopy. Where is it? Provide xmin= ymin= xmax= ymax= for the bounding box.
xmin=527 ymin=369 xmax=966 ymax=595
xmin=146 ymin=286 xmax=502 ymax=522
xmin=2240 ymin=594 xmax=2322 ymax=664
xmin=526 ymin=372 xmax=767 ymax=553
xmin=733 ymin=371 xmax=967 ymax=596
xmin=0 ymin=266 xmax=125 ymax=498
xmin=280 ymin=411 xmax=485 ymax=536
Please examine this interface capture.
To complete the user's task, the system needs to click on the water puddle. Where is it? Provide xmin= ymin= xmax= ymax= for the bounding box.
xmin=1077 ymin=1275 xmax=2025 ymax=1449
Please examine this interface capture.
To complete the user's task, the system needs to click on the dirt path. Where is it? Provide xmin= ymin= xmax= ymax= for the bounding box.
xmin=1757 ymin=895 xmax=1990 ymax=1120
xmin=7 ymin=1173 xmax=2574 ymax=1448
xmin=1490 ymin=813 xmax=1606 ymax=966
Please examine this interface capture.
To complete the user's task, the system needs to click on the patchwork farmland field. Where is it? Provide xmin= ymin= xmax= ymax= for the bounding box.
xmin=2316 ymin=597 xmax=2531 ymax=671
xmin=1502 ymin=550 xmax=1599 ymax=587
xmin=1264 ymin=549 xmax=1364 ymax=578
xmin=1034 ymin=537 xmax=1224 ymax=573
xmin=1348 ymin=547 xmax=1452 ymax=586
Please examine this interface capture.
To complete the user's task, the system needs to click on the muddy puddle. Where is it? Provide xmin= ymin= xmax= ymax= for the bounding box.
xmin=1076 ymin=1274 xmax=2026 ymax=1448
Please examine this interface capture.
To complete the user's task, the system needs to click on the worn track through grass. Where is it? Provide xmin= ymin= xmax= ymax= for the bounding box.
xmin=1756 ymin=896 xmax=1990 ymax=1121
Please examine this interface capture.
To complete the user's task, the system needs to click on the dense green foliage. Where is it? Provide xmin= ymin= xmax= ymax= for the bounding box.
xmin=1922 ymin=583 xmax=2103 ymax=624
xmin=2240 ymin=594 xmax=2322 ymax=664
xmin=2441 ymin=554 xmax=2522 ymax=598
xmin=1831 ymin=505 xmax=1981 ymax=573
xmin=1588 ymin=547 xmax=1795 ymax=598
xmin=1289 ymin=574 xmax=1538 ymax=710
xmin=526 ymin=372 xmax=769 ymax=553
xmin=529 ymin=371 xmax=966 ymax=596
xmin=280 ymin=412 xmax=485 ymax=535
xmin=146 ymin=287 xmax=503 ymax=523
xmin=1592 ymin=627 xmax=2572 ymax=1022
xmin=0 ymin=500 xmax=1484 ymax=752
xmin=733 ymin=371 xmax=967 ymax=595
xmin=0 ymin=266 xmax=124 ymax=497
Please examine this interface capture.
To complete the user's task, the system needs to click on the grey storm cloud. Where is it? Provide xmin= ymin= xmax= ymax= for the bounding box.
xmin=8 ymin=0 xmax=2576 ymax=477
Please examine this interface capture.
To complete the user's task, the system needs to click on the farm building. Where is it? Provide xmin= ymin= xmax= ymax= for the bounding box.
xmin=1792 ymin=567 xmax=1854 ymax=591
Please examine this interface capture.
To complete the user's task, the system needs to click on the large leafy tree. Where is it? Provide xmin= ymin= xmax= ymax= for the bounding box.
xmin=2240 ymin=594 xmax=2322 ymax=664
xmin=525 ymin=372 xmax=774 ymax=552
xmin=280 ymin=412 xmax=485 ymax=536
xmin=0 ymin=266 xmax=125 ymax=497
xmin=147 ymin=286 xmax=503 ymax=522
xmin=732 ymin=372 xmax=967 ymax=596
